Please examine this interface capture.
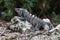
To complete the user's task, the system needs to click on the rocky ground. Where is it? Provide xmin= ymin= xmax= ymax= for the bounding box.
xmin=0 ymin=16 xmax=60 ymax=40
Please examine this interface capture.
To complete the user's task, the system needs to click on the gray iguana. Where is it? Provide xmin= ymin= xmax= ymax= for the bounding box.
xmin=15 ymin=8 xmax=54 ymax=31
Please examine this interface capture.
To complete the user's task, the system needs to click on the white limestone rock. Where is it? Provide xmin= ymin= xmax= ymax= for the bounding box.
xmin=10 ymin=16 xmax=32 ymax=33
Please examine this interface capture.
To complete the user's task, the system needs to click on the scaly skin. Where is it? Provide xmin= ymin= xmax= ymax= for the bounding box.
xmin=15 ymin=8 xmax=54 ymax=30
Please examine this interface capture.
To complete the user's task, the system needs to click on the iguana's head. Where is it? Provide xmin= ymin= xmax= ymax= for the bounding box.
xmin=15 ymin=8 xmax=23 ymax=16
xmin=15 ymin=8 xmax=28 ymax=16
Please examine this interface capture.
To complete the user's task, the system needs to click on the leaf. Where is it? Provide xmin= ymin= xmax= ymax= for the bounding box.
xmin=4 ymin=0 xmax=14 ymax=9
xmin=45 ymin=5 xmax=51 ymax=10
xmin=1 ymin=11 xmax=7 ymax=17
xmin=1 ymin=10 xmax=14 ymax=19
xmin=7 ymin=10 xmax=14 ymax=17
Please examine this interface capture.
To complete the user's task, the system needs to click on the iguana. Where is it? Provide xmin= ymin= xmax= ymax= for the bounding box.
xmin=15 ymin=8 xmax=54 ymax=31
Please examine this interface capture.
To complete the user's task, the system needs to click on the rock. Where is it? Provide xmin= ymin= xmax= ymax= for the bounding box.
xmin=4 ymin=32 xmax=20 ymax=40
xmin=0 ymin=36 xmax=6 ymax=40
xmin=0 ymin=27 xmax=7 ymax=35
xmin=9 ymin=16 xmax=32 ymax=33
xmin=31 ymin=35 xmax=40 ymax=40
